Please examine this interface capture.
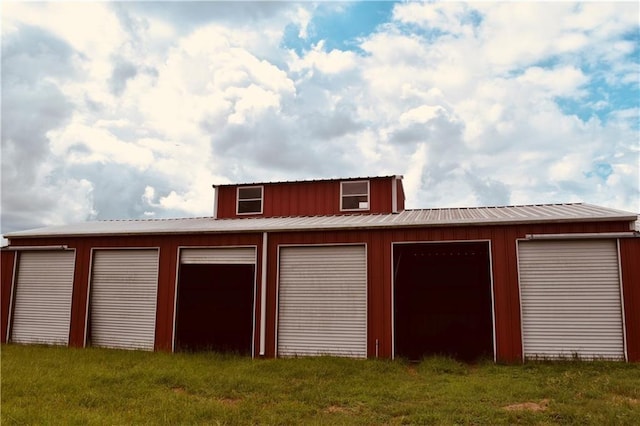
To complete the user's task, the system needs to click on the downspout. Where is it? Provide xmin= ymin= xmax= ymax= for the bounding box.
xmin=259 ymin=232 xmax=268 ymax=356
xmin=212 ymin=184 xmax=219 ymax=219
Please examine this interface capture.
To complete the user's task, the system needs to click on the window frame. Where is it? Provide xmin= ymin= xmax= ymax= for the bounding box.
xmin=340 ymin=180 xmax=370 ymax=212
xmin=236 ymin=185 xmax=264 ymax=215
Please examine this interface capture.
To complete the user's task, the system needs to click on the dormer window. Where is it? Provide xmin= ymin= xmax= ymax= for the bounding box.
xmin=237 ymin=186 xmax=263 ymax=215
xmin=341 ymin=181 xmax=369 ymax=211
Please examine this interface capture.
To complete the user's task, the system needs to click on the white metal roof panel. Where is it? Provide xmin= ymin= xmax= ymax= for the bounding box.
xmin=214 ymin=175 xmax=401 ymax=187
xmin=4 ymin=203 xmax=637 ymax=239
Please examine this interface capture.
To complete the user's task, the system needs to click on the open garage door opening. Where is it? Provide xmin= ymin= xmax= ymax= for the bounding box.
xmin=175 ymin=262 xmax=255 ymax=355
xmin=394 ymin=241 xmax=494 ymax=362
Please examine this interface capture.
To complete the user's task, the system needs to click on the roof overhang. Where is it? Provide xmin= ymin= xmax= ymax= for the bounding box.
xmin=4 ymin=203 xmax=638 ymax=240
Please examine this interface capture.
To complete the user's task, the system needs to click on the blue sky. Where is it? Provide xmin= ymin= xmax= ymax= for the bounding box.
xmin=283 ymin=2 xmax=396 ymax=54
xmin=1 ymin=1 xmax=638 ymax=236
xmin=557 ymin=27 xmax=639 ymax=123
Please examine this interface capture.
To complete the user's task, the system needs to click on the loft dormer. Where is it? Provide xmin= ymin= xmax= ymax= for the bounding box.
xmin=213 ymin=175 xmax=405 ymax=219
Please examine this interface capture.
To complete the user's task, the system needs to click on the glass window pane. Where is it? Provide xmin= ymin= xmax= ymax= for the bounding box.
xmin=342 ymin=181 xmax=368 ymax=195
xmin=342 ymin=195 xmax=368 ymax=210
xmin=238 ymin=199 xmax=262 ymax=213
xmin=238 ymin=187 xmax=262 ymax=200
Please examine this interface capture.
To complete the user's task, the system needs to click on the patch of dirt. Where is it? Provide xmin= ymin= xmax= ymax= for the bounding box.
xmin=503 ymin=399 xmax=550 ymax=412
xmin=324 ymin=404 xmax=363 ymax=415
xmin=171 ymin=386 xmax=187 ymax=394
xmin=325 ymin=405 xmax=349 ymax=414
xmin=611 ymin=396 xmax=639 ymax=405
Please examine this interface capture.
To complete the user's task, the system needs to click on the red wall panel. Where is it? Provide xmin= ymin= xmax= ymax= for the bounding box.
xmin=1 ymin=250 xmax=16 ymax=343
xmin=5 ymin=219 xmax=635 ymax=363
xmin=68 ymin=241 xmax=90 ymax=347
xmin=6 ymin=233 xmax=263 ymax=352
xmin=216 ymin=177 xmax=399 ymax=219
xmin=262 ymin=220 xmax=631 ymax=362
xmin=620 ymin=238 xmax=640 ymax=362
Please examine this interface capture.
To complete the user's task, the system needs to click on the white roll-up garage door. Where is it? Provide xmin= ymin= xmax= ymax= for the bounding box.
xmin=518 ymin=240 xmax=624 ymax=360
xmin=180 ymin=247 xmax=256 ymax=264
xmin=11 ymin=250 xmax=75 ymax=345
xmin=277 ymin=245 xmax=367 ymax=358
xmin=90 ymin=249 xmax=159 ymax=351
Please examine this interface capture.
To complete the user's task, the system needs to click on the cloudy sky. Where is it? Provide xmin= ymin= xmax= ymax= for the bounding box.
xmin=2 ymin=1 xmax=639 ymax=236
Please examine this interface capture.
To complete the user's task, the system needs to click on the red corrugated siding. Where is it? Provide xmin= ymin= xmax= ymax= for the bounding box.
xmin=216 ymin=186 xmax=236 ymax=218
xmin=262 ymin=220 xmax=631 ymax=362
xmin=620 ymin=238 xmax=640 ymax=362
xmin=1 ymin=250 xmax=16 ymax=343
xmin=5 ymin=219 xmax=635 ymax=363
xmin=217 ymin=177 xmax=397 ymax=218
xmin=7 ymin=234 xmax=263 ymax=351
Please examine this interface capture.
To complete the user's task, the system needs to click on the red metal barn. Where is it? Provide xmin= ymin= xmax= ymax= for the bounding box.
xmin=2 ymin=175 xmax=639 ymax=363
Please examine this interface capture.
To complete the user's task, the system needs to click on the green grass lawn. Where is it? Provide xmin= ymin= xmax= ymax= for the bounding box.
xmin=1 ymin=344 xmax=639 ymax=425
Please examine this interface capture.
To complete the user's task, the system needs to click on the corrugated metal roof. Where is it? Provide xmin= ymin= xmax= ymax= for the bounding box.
xmin=214 ymin=175 xmax=402 ymax=187
xmin=5 ymin=203 xmax=637 ymax=239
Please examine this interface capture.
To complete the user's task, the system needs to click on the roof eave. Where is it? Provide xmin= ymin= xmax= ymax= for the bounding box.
xmin=5 ymin=214 xmax=636 ymax=240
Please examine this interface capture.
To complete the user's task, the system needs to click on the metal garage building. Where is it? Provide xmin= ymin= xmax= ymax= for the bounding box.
xmin=2 ymin=176 xmax=639 ymax=362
